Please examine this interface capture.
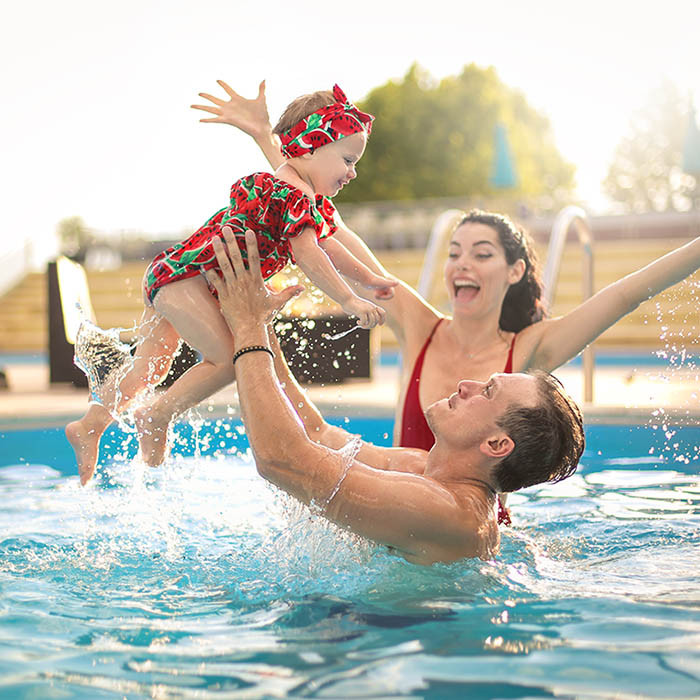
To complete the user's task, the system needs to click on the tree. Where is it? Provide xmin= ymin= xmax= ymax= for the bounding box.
xmin=57 ymin=216 xmax=93 ymax=260
xmin=336 ymin=63 xmax=575 ymax=204
xmin=603 ymin=79 xmax=700 ymax=212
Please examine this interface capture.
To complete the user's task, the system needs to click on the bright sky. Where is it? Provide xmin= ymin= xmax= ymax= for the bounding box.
xmin=2 ymin=0 xmax=699 ymax=257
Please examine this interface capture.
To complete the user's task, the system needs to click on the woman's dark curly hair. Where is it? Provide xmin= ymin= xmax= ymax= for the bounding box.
xmin=456 ymin=210 xmax=546 ymax=332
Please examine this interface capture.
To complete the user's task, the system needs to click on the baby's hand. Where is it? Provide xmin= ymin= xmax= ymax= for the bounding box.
xmin=191 ymin=80 xmax=270 ymax=137
xmin=342 ymin=297 xmax=386 ymax=329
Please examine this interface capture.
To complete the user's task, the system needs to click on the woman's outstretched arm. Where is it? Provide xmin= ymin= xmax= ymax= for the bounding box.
xmin=527 ymin=235 xmax=700 ymax=372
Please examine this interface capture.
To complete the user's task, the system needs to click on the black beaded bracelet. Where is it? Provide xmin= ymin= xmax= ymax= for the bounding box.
xmin=232 ymin=345 xmax=274 ymax=365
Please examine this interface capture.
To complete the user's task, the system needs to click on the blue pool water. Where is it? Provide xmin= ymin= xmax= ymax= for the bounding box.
xmin=0 ymin=418 xmax=699 ymax=699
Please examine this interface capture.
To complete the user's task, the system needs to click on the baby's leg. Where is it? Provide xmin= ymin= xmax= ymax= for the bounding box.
xmin=66 ymin=307 xmax=180 ymax=484
xmin=136 ymin=276 xmax=237 ymax=467
xmin=66 ymin=402 xmax=113 ymax=485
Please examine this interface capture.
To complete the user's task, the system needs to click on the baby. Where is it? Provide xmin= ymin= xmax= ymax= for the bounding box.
xmin=66 ymin=84 xmax=395 ymax=484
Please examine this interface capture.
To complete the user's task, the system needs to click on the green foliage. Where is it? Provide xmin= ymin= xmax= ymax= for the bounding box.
xmin=603 ymin=79 xmax=700 ymax=212
xmin=337 ymin=63 xmax=575 ymax=204
xmin=57 ymin=216 xmax=93 ymax=258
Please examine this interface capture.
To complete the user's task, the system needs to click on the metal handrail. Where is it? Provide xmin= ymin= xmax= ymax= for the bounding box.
xmin=542 ymin=205 xmax=595 ymax=402
xmin=417 ymin=204 xmax=595 ymax=403
xmin=417 ymin=209 xmax=465 ymax=298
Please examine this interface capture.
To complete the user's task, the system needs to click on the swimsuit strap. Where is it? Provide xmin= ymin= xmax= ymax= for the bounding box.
xmin=410 ymin=318 xmax=444 ymax=388
xmin=399 ymin=318 xmax=444 ymax=449
xmin=503 ymin=333 xmax=517 ymax=373
xmin=499 ymin=333 xmax=517 ymax=528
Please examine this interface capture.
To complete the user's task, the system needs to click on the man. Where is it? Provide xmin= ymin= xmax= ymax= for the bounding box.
xmin=206 ymin=229 xmax=585 ymax=566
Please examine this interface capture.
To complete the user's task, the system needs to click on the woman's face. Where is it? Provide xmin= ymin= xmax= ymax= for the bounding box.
xmin=443 ymin=222 xmax=525 ymax=318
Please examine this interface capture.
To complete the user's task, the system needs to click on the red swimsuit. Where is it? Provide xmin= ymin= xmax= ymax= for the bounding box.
xmin=399 ymin=318 xmax=516 ymax=525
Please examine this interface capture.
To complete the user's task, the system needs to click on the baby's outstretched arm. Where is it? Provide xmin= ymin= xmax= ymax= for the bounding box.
xmin=191 ymin=79 xmax=284 ymax=170
xmin=290 ymin=229 xmax=386 ymax=328
xmin=321 ymin=237 xmax=397 ymax=299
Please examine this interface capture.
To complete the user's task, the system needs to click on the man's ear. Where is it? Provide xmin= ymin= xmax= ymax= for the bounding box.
xmin=508 ymin=258 xmax=526 ymax=285
xmin=480 ymin=434 xmax=514 ymax=459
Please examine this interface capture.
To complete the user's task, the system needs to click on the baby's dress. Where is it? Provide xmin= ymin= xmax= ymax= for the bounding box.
xmin=144 ymin=172 xmax=338 ymax=303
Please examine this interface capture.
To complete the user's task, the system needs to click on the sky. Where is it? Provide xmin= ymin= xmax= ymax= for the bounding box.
xmin=2 ymin=0 xmax=700 ymax=262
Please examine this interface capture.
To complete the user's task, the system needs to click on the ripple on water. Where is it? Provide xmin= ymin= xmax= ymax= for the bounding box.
xmin=1 ymin=448 xmax=699 ymax=698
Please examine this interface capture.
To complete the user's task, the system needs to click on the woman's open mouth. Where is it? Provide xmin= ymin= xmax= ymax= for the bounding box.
xmin=454 ymin=279 xmax=480 ymax=301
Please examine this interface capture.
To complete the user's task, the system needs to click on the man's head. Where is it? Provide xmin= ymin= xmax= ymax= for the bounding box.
xmin=492 ymin=371 xmax=584 ymax=492
xmin=426 ymin=371 xmax=584 ymax=492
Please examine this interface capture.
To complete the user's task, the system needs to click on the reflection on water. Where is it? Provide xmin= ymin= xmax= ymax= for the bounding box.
xmin=0 ymin=435 xmax=699 ymax=699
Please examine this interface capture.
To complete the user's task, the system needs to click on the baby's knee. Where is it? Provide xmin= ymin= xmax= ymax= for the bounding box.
xmin=201 ymin=338 xmax=236 ymax=367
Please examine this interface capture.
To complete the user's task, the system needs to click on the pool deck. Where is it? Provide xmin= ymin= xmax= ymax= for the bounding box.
xmin=0 ymin=355 xmax=698 ymax=431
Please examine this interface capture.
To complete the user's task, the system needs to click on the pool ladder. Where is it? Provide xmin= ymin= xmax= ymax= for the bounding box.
xmin=418 ymin=205 xmax=595 ymax=402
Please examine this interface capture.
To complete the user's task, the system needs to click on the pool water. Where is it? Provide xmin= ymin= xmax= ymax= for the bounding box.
xmin=0 ymin=418 xmax=699 ymax=699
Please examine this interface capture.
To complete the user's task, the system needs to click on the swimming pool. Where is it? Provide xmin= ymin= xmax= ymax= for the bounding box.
xmin=1 ymin=418 xmax=699 ymax=699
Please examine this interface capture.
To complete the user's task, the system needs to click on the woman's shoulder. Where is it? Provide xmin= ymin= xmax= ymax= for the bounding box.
xmin=508 ymin=318 xmax=550 ymax=371
xmin=394 ymin=293 xmax=445 ymax=352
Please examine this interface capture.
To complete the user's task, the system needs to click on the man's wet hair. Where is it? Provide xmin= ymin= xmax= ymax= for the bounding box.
xmin=493 ymin=371 xmax=585 ymax=492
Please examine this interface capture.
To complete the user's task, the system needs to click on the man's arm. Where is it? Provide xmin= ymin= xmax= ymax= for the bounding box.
xmin=237 ymin=341 xmax=478 ymax=564
xmin=206 ymin=229 xmax=481 ymax=564
xmin=268 ymin=326 xmax=428 ymax=474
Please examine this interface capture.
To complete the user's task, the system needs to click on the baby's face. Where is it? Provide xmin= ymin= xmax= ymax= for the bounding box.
xmin=306 ymin=131 xmax=367 ymax=197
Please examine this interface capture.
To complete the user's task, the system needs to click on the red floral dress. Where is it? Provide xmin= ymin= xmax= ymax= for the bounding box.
xmin=144 ymin=172 xmax=338 ymax=303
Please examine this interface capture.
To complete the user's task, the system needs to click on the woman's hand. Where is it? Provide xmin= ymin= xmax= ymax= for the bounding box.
xmin=362 ymin=271 xmax=398 ymax=300
xmin=191 ymin=80 xmax=271 ymax=139
xmin=205 ymin=227 xmax=303 ymax=332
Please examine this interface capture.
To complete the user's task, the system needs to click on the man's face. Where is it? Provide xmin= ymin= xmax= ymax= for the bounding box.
xmin=426 ymin=373 xmax=539 ymax=448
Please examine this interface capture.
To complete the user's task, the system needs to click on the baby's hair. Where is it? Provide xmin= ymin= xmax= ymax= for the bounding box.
xmin=272 ymin=90 xmax=335 ymax=135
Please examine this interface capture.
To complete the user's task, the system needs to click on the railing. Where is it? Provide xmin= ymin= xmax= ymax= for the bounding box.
xmin=542 ymin=205 xmax=594 ymax=403
xmin=417 ymin=209 xmax=466 ymax=298
xmin=417 ymin=205 xmax=595 ymax=403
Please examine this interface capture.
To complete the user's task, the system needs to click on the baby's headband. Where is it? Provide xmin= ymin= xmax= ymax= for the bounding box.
xmin=279 ymin=84 xmax=374 ymax=158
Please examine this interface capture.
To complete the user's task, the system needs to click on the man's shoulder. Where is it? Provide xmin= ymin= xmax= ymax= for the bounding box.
xmin=388 ymin=447 xmax=429 ymax=474
xmin=439 ymin=486 xmax=500 ymax=558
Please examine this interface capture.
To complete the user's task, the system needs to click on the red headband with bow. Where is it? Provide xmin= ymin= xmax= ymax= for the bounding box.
xmin=279 ymin=84 xmax=374 ymax=158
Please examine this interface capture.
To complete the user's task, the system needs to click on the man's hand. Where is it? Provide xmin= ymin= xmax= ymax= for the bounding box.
xmin=191 ymin=80 xmax=271 ymax=138
xmin=205 ymin=227 xmax=303 ymax=333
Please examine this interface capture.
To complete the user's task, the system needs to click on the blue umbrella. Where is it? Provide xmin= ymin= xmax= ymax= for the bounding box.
xmin=489 ymin=122 xmax=518 ymax=189
xmin=682 ymin=102 xmax=700 ymax=176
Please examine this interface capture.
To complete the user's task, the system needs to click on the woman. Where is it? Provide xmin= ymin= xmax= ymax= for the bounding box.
xmin=192 ymin=80 xmax=700 ymax=519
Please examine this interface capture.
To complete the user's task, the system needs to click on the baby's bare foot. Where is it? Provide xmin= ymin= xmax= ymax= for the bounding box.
xmin=66 ymin=420 xmax=102 ymax=485
xmin=134 ymin=407 xmax=170 ymax=467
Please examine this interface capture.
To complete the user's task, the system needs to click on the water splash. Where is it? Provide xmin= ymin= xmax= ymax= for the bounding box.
xmin=73 ymin=317 xmax=135 ymax=408
xmin=322 ymin=325 xmax=362 ymax=341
